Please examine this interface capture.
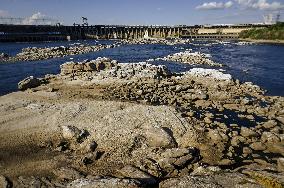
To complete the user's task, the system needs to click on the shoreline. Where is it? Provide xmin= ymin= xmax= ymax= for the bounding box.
xmin=239 ymin=38 xmax=284 ymax=45
xmin=0 ymin=57 xmax=284 ymax=187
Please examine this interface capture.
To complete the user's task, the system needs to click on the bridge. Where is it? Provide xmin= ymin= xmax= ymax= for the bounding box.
xmin=0 ymin=24 xmax=269 ymax=42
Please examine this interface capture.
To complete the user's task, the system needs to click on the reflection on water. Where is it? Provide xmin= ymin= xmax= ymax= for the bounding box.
xmin=0 ymin=40 xmax=284 ymax=96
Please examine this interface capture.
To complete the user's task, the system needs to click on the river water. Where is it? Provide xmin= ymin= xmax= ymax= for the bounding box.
xmin=0 ymin=40 xmax=283 ymax=96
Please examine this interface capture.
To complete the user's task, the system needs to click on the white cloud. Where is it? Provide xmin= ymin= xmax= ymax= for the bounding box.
xmin=22 ymin=12 xmax=53 ymax=25
xmin=196 ymin=1 xmax=234 ymax=10
xmin=0 ymin=10 xmax=9 ymax=17
xmin=235 ymin=0 xmax=284 ymax=10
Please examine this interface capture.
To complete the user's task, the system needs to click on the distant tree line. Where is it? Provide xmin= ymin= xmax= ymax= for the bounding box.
xmin=239 ymin=22 xmax=284 ymax=40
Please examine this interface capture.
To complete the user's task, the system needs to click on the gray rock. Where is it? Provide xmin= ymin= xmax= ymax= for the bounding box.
xmin=67 ymin=177 xmax=141 ymax=188
xmin=18 ymin=76 xmax=41 ymax=90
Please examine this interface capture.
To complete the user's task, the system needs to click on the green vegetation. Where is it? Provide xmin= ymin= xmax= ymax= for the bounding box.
xmin=239 ymin=22 xmax=284 ymax=40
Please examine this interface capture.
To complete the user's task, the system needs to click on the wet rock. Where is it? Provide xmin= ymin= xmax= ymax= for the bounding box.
xmin=68 ymin=177 xmax=141 ymax=188
xmin=18 ymin=76 xmax=41 ymax=90
xmin=118 ymin=165 xmax=157 ymax=185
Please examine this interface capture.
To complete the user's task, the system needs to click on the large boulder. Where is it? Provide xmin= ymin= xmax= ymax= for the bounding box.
xmin=18 ymin=76 xmax=41 ymax=90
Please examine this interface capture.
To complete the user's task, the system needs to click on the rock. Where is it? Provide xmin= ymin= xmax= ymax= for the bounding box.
xmin=243 ymin=170 xmax=284 ymax=188
xmin=67 ymin=177 xmax=141 ymax=188
xmin=243 ymin=147 xmax=253 ymax=155
xmin=240 ymin=127 xmax=258 ymax=138
xmin=0 ymin=175 xmax=10 ymax=188
xmin=60 ymin=57 xmax=117 ymax=75
xmin=157 ymin=148 xmax=197 ymax=174
xmin=250 ymin=142 xmax=267 ymax=151
xmin=277 ymin=158 xmax=284 ymax=172
xmin=18 ymin=76 xmax=41 ymax=90
xmin=159 ymin=175 xmax=222 ymax=188
xmin=262 ymin=120 xmax=277 ymax=129
xmin=162 ymin=50 xmax=222 ymax=67
xmin=261 ymin=132 xmax=281 ymax=144
xmin=61 ymin=125 xmax=81 ymax=140
xmin=143 ymin=126 xmax=176 ymax=148
xmin=184 ymin=68 xmax=232 ymax=81
xmin=231 ymin=136 xmax=246 ymax=146
xmin=79 ymin=139 xmax=98 ymax=154
xmin=0 ymin=53 xmax=9 ymax=58
xmin=160 ymin=172 xmax=264 ymax=188
xmin=118 ymin=165 xmax=157 ymax=185
xmin=53 ymin=167 xmax=83 ymax=181
xmin=191 ymin=166 xmax=222 ymax=176
xmin=218 ymin=159 xmax=235 ymax=166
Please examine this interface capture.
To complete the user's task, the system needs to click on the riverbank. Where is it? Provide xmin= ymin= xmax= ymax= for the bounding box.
xmin=239 ymin=38 xmax=284 ymax=45
xmin=0 ymin=57 xmax=283 ymax=187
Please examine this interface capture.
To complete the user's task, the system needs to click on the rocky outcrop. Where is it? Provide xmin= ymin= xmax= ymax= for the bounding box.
xmin=157 ymin=50 xmax=223 ymax=67
xmin=60 ymin=57 xmax=170 ymax=79
xmin=1 ymin=57 xmax=284 ymax=187
xmin=60 ymin=57 xmax=118 ymax=75
xmin=18 ymin=76 xmax=41 ymax=90
xmin=184 ymin=68 xmax=232 ymax=81
xmin=4 ymin=43 xmax=119 ymax=62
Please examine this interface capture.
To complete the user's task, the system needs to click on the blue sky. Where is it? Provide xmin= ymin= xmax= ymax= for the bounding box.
xmin=0 ymin=0 xmax=284 ymax=25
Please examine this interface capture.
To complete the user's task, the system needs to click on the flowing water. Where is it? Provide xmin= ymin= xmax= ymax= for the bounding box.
xmin=0 ymin=40 xmax=283 ymax=96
